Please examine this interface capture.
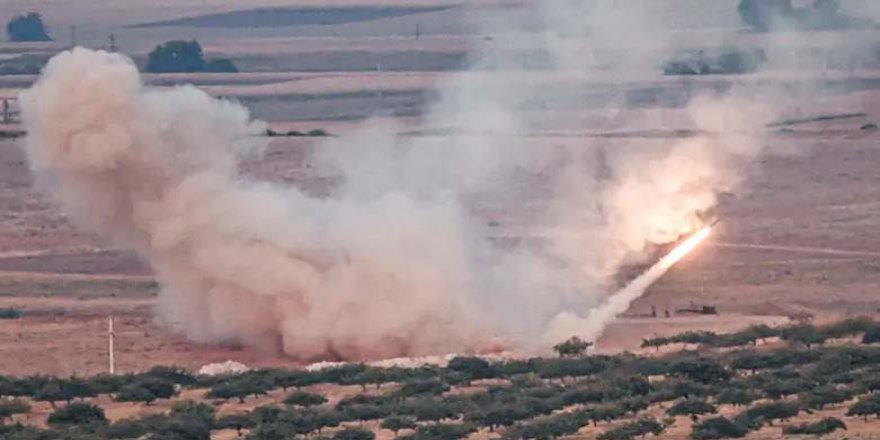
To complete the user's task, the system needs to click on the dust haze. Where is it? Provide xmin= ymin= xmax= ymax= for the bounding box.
xmin=20 ymin=2 xmax=789 ymax=360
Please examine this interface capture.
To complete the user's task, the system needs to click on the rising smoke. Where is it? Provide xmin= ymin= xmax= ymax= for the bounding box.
xmin=21 ymin=2 xmax=780 ymax=360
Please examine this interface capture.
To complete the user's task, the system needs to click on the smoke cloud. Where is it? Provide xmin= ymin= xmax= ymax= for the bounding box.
xmin=21 ymin=2 xmax=785 ymax=360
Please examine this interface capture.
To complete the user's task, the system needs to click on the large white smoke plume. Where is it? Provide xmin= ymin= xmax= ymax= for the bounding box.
xmin=21 ymin=2 xmax=780 ymax=360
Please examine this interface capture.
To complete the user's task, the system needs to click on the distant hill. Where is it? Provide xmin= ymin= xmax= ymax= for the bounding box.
xmin=130 ymin=5 xmax=457 ymax=29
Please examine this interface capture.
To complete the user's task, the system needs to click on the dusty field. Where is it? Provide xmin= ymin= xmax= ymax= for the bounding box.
xmin=0 ymin=91 xmax=878 ymax=376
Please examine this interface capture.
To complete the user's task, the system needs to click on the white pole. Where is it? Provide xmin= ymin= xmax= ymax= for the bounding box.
xmin=108 ymin=316 xmax=116 ymax=375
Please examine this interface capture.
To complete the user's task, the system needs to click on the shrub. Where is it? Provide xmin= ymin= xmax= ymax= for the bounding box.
xmin=781 ymin=324 xmax=826 ymax=348
xmin=597 ymin=416 xmax=664 ymax=440
xmin=799 ymin=385 xmax=850 ymax=410
xmin=670 ymin=357 xmax=731 ymax=384
xmin=153 ymin=418 xmax=212 ymax=440
xmin=284 ymin=391 xmax=327 ymax=407
xmin=691 ymin=417 xmax=748 ymax=439
xmin=863 ymin=325 xmax=880 ymax=344
xmin=47 ymin=402 xmax=107 ymax=427
xmin=446 ymin=357 xmax=494 ymax=384
xmin=715 ymin=389 xmax=758 ymax=407
xmin=667 ymin=399 xmax=717 ymax=417
xmin=334 ymin=427 xmax=375 ymax=440
xmin=6 ymin=13 xmax=50 ymax=42
xmin=847 ymin=394 xmax=880 ymax=421
xmin=147 ymin=40 xmax=205 ymax=73
xmin=115 ymin=384 xmax=157 ymax=405
xmin=0 ymin=307 xmax=23 ymax=319
xmin=412 ymin=422 xmax=476 ymax=440
xmin=215 ymin=413 xmax=255 ymax=434
xmin=143 ymin=366 xmax=196 ymax=386
xmin=398 ymin=379 xmax=450 ymax=397
xmin=0 ymin=399 xmax=30 ymax=421
xmin=204 ymin=58 xmax=238 ymax=73
xmin=382 ymin=415 xmax=417 ymax=435
xmin=170 ymin=400 xmax=215 ymax=426
xmin=782 ymin=417 xmax=846 ymax=435
xmin=735 ymin=401 xmax=799 ymax=429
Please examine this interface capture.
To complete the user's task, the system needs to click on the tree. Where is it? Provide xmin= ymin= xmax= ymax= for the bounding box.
xmin=143 ymin=366 xmax=196 ymax=386
xmin=0 ymin=400 xmax=30 ymax=422
xmin=205 ymin=58 xmax=239 ymax=73
xmin=597 ymin=416 xmax=664 ymax=440
xmin=147 ymin=40 xmax=205 ymax=73
xmin=667 ymin=399 xmax=717 ymax=418
xmin=47 ymin=402 xmax=107 ymax=427
xmin=397 ymin=378 xmax=450 ymax=397
xmin=334 ymin=427 xmax=375 ymax=440
xmin=446 ymin=357 xmax=494 ymax=385
xmin=553 ymin=336 xmax=593 ymax=358
xmin=170 ymin=400 xmax=215 ymax=426
xmin=781 ymin=324 xmax=826 ymax=348
xmin=115 ymin=384 xmax=157 ymax=405
xmin=863 ymin=326 xmax=880 ymax=344
xmin=735 ymin=401 xmax=799 ymax=429
xmin=413 ymin=422 xmax=476 ymax=440
xmin=34 ymin=381 xmax=76 ymax=407
xmin=146 ymin=40 xmax=238 ymax=73
xmin=215 ymin=413 xmax=255 ymax=436
xmin=847 ymin=395 xmax=880 ymax=421
xmin=715 ymin=389 xmax=758 ymax=407
xmin=6 ymin=13 xmax=50 ymax=42
xmin=799 ymin=385 xmax=850 ymax=410
xmin=671 ymin=357 xmax=731 ymax=384
xmin=381 ymin=415 xmax=417 ymax=436
xmin=691 ymin=417 xmax=748 ymax=440
xmin=284 ymin=391 xmax=327 ymax=407
xmin=783 ymin=417 xmax=846 ymax=435
xmin=136 ymin=378 xmax=176 ymax=400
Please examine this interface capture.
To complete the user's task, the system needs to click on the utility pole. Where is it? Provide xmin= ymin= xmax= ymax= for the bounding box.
xmin=70 ymin=25 xmax=78 ymax=48
xmin=108 ymin=316 xmax=116 ymax=375
xmin=109 ymin=33 xmax=117 ymax=52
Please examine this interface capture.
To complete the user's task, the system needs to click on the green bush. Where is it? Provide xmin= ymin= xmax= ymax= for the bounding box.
xmin=734 ymin=401 xmax=799 ymax=429
xmin=598 ymin=416 xmax=664 ymax=440
xmin=6 ymin=13 xmax=50 ymax=42
xmin=397 ymin=378 xmax=450 ymax=397
xmin=381 ymin=415 xmax=417 ymax=434
xmin=284 ymin=391 xmax=327 ymax=407
xmin=691 ymin=417 xmax=748 ymax=439
xmin=863 ymin=325 xmax=880 ymax=344
xmin=799 ymin=385 xmax=850 ymax=410
xmin=334 ymin=427 xmax=375 ymax=440
xmin=115 ymin=384 xmax=157 ymax=405
xmin=0 ymin=399 xmax=30 ymax=421
xmin=0 ymin=307 xmax=23 ymax=319
xmin=715 ymin=389 xmax=758 ymax=407
xmin=781 ymin=324 xmax=826 ymax=348
xmin=667 ymin=399 xmax=717 ymax=417
xmin=782 ymin=417 xmax=846 ymax=435
xmin=847 ymin=393 xmax=880 ymax=421
xmin=410 ymin=422 xmax=476 ymax=440
xmin=47 ymin=402 xmax=107 ymax=427
xmin=204 ymin=58 xmax=238 ymax=73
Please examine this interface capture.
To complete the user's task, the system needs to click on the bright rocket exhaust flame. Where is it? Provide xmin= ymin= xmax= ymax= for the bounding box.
xmin=658 ymin=226 xmax=712 ymax=269
xmin=543 ymin=225 xmax=714 ymax=346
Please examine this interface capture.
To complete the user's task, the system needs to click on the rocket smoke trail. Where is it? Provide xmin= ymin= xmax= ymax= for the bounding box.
xmin=543 ymin=226 xmax=713 ymax=345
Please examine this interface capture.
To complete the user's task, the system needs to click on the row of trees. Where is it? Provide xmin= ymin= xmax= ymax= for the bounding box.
xmin=5 ymin=319 xmax=880 ymax=439
xmin=643 ymin=317 xmax=880 ymax=350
